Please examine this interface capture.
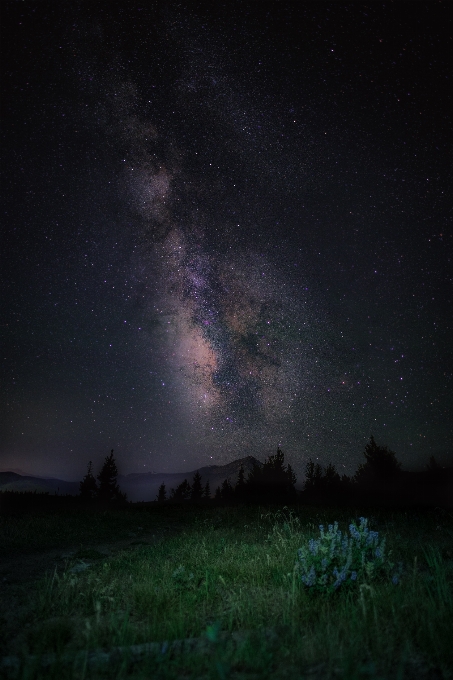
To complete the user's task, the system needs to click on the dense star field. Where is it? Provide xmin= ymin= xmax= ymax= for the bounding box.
xmin=1 ymin=2 xmax=452 ymax=482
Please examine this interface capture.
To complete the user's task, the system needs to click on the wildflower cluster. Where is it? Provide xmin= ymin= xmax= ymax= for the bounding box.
xmin=297 ymin=517 xmax=402 ymax=594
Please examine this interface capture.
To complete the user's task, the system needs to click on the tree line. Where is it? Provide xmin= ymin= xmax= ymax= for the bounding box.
xmin=301 ymin=436 xmax=448 ymax=504
xmin=78 ymin=437 xmax=450 ymax=506
xmin=79 ymin=450 xmax=127 ymax=503
xmin=156 ymin=447 xmax=296 ymax=504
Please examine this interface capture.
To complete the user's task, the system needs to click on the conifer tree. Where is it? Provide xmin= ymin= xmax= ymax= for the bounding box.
xmin=425 ymin=455 xmax=442 ymax=484
xmin=245 ymin=460 xmax=262 ymax=490
xmin=353 ymin=436 xmax=402 ymax=487
xmin=191 ymin=471 xmax=203 ymax=501
xmin=214 ymin=486 xmax=222 ymax=501
xmin=220 ymin=478 xmax=234 ymax=500
xmin=235 ymin=464 xmax=246 ymax=500
xmin=340 ymin=474 xmax=352 ymax=490
xmin=156 ymin=482 xmax=167 ymax=503
xmin=245 ymin=448 xmax=296 ymax=500
xmin=97 ymin=450 xmax=127 ymax=503
xmin=323 ymin=462 xmax=341 ymax=491
xmin=303 ymin=458 xmax=324 ymax=493
xmin=286 ymin=463 xmax=297 ymax=488
xmin=79 ymin=461 xmax=98 ymax=500
xmin=203 ymin=480 xmax=211 ymax=499
xmin=170 ymin=479 xmax=191 ymax=501
xmin=426 ymin=455 xmax=440 ymax=471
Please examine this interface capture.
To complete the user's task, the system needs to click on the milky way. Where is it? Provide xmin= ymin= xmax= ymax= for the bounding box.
xmin=2 ymin=2 xmax=451 ymax=480
xmin=108 ymin=74 xmax=367 ymax=470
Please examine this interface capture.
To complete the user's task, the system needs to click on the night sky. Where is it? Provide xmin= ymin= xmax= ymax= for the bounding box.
xmin=1 ymin=2 xmax=452 ymax=483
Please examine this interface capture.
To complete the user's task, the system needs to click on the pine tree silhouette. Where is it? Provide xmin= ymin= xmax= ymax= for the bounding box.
xmin=286 ymin=463 xmax=297 ymax=488
xmin=97 ymin=450 xmax=127 ymax=503
xmin=203 ymin=480 xmax=211 ymax=499
xmin=245 ymin=460 xmax=262 ymax=494
xmin=169 ymin=479 xmax=191 ymax=501
xmin=191 ymin=471 xmax=203 ymax=501
xmin=79 ymin=461 xmax=98 ymax=501
xmin=340 ymin=474 xmax=352 ymax=490
xmin=353 ymin=436 xmax=402 ymax=488
xmin=425 ymin=455 xmax=443 ymax=484
xmin=246 ymin=448 xmax=296 ymax=501
xmin=156 ymin=482 xmax=167 ymax=503
xmin=220 ymin=478 xmax=234 ymax=501
xmin=323 ymin=462 xmax=341 ymax=491
xmin=303 ymin=459 xmax=324 ymax=494
xmin=426 ymin=455 xmax=441 ymax=472
xmin=235 ymin=464 xmax=246 ymax=501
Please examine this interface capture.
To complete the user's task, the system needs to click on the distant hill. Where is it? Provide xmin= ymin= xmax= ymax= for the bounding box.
xmin=0 ymin=471 xmax=79 ymax=496
xmin=0 ymin=456 xmax=264 ymax=503
xmin=119 ymin=455 xmax=263 ymax=502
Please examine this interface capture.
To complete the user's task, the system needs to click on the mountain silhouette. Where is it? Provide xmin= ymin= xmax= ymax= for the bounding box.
xmin=118 ymin=455 xmax=263 ymax=502
xmin=0 ymin=471 xmax=79 ymax=495
xmin=0 ymin=456 xmax=263 ymax=503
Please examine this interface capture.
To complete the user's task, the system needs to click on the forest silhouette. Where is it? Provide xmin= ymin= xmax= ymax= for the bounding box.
xmin=145 ymin=438 xmax=452 ymax=509
xmin=1 ymin=437 xmax=452 ymax=514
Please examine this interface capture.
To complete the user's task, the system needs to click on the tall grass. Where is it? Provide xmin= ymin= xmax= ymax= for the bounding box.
xmin=2 ymin=504 xmax=452 ymax=679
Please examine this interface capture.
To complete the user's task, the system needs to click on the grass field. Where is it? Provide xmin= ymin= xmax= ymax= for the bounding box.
xmin=1 ymin=502 xmax=452 ymax=679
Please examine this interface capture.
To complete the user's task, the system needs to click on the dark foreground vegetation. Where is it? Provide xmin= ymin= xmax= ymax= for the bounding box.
xmin=1 ymin=501 xmax=452 ymax=680
xmin=1 ymin=439 xmax=452 ymax=679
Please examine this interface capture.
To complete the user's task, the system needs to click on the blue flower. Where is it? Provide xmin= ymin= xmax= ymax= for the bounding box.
xmin=303 ymin=565 xmax=316 ymax=587
xmin=309 ymin=539 xmax=318 ymax=556
xmin=350 ymin=571 xmax=357 ymax=581
xmin=366 ymin=530 xmax=379 ymax=546
xmin=349 ymin=525 xmax=361 ymax=541
xmin=392 ymin=575 xmax=399 ymax=585
xmin=333 ymin=567 xmax=347 ymax=589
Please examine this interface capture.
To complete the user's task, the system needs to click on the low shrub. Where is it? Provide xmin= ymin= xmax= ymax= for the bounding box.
xmin=297 ymin=516 xmax=403 ymax=594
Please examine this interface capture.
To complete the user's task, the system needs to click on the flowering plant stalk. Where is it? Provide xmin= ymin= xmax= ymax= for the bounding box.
xmin=297 ymin=516 xmax=403 ymax=594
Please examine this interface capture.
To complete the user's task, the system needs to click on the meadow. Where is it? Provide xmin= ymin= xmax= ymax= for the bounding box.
xmin=1 ymin=501 xmax=452 ymax=679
